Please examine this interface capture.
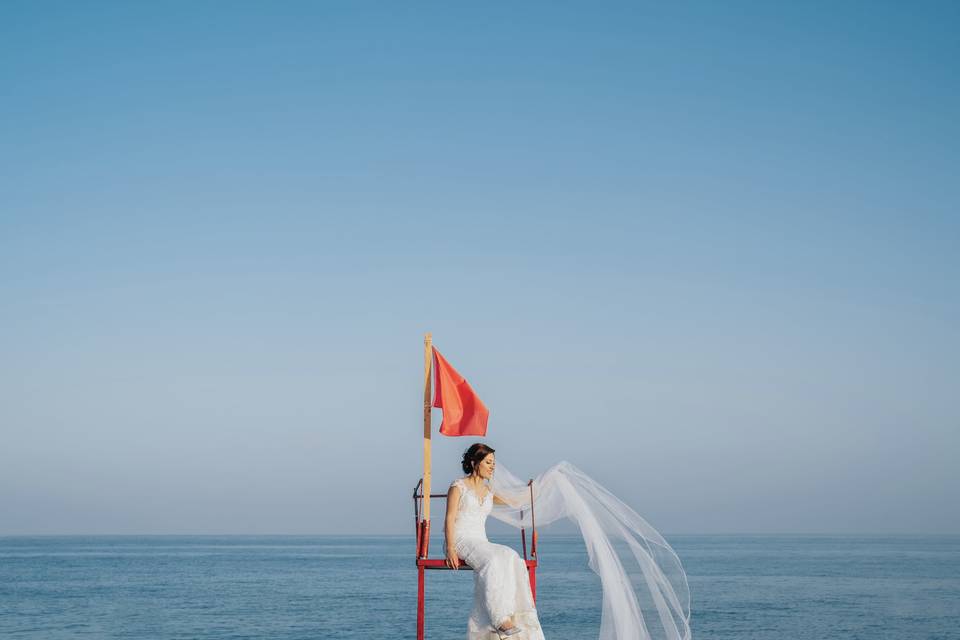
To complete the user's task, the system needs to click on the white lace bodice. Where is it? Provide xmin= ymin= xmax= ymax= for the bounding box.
xmin=450 ymin=477 xmax=494 ymax=544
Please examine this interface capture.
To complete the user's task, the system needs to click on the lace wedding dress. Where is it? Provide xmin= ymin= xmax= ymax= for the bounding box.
xmin=446 ymin=477 xmax=546 ymax=640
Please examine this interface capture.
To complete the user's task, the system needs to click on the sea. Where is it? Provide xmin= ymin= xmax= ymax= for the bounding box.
xmin=1 ymin=534 xmax=958 ymax=639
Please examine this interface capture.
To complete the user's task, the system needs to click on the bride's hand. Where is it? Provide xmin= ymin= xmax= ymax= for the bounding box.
xmin=445 ymin=548 xmax=460 ymax=570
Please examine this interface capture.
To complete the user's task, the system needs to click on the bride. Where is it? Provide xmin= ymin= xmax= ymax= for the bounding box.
xmin=444 ymin=443 xmax=544 ymax=639
xmin=444 ymin=442 xmax=692 ymax=640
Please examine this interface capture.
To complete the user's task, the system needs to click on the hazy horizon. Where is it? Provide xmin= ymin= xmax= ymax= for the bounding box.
xmin=3 ymin=2 xmax=958 ymax=536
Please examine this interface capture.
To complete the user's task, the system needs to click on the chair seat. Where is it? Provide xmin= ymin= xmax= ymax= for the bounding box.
xmin=417 ymin=558 xmax=537 ymax=570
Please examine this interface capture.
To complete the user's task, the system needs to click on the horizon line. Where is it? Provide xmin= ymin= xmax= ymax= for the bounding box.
xmin=3 ymin=531 xmax=959 ymax=537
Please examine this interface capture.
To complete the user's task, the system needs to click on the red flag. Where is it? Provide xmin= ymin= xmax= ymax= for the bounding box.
xmin=433 ymin=348 xmax=489 ymax=437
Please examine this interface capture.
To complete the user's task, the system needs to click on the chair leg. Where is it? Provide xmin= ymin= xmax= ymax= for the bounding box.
xmin=417 ymin=565 xmax=425 ymax=640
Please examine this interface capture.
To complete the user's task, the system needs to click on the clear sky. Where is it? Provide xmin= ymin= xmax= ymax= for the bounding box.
xmin=2 ymin=1 xmax=958 ymax=535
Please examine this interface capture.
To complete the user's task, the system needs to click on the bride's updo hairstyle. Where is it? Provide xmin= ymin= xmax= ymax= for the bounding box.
xmin=461 ymin=442 xmax=495 ymax=475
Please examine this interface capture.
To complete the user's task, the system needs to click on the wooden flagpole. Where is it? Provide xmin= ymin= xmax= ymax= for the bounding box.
xmin=420 ymin=332 xmax=433 ymax=558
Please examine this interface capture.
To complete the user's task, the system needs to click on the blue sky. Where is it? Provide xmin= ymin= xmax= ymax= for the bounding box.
xmin=2 ymin=1 xmax=958 ymax=534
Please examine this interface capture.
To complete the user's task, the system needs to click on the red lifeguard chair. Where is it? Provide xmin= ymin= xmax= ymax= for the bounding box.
xmin=414 ymin=333 xmax=539 ymax=640
xmin=413 ymin=479 xmax=538 ymax=640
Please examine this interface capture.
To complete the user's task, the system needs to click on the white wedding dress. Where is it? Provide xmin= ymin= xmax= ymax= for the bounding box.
xmin=447 ymin=477 xmax=547 ymax=640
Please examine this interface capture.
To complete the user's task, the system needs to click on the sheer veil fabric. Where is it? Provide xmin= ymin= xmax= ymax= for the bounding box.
xmin=490 ymin=461 xmax=692 ymax=640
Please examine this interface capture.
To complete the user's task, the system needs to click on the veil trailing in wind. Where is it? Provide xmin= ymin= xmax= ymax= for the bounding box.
xmin=490 ymin=461 xmax=692 ymax=640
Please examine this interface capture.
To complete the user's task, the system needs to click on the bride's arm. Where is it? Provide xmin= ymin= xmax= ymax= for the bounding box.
xmin=444 ymin=484 xmax=461 ymax=569
xmin=493 ymin=492 xmax=528 ymax=508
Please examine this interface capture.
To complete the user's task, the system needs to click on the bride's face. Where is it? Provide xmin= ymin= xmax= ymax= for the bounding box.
xmin=476 ymin=453 xmax=496 ymax=480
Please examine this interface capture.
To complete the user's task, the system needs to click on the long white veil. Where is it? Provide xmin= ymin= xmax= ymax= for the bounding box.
xmin=490 ymin=461 xmax=692 ymax=640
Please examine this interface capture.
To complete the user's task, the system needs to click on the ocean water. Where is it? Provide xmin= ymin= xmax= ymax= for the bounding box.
xmin=1 ymin=534 xmax=958 ymax=639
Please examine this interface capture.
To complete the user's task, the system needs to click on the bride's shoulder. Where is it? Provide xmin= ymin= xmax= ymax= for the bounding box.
xmin=449 ymin=477 xmax=467 ymax=492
